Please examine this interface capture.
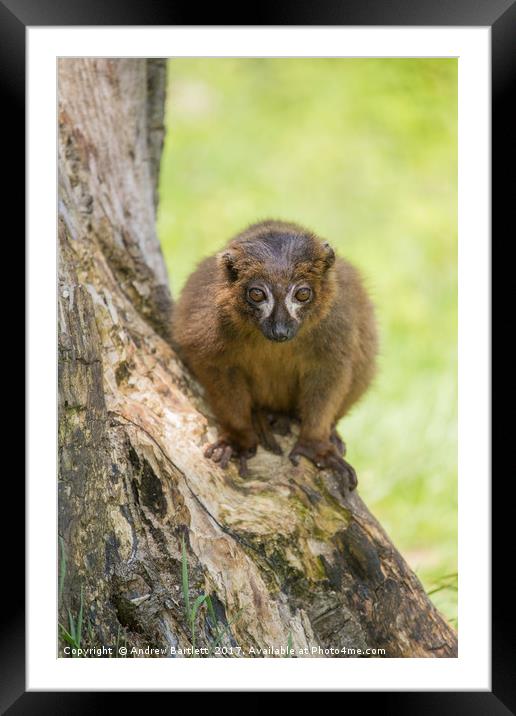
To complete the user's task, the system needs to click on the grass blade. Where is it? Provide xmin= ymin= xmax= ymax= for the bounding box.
xmin=58 ymin=537 xmax=66 ymax=606
xmin=190 ymin=594 xmax=207 ymax=621
xmin=76 ymin=586 xmax=84 ymax=649
xmin=181 ymin=535 xmax=191 ymax=619
xmin=68 ymin=610 xmax=76 ymax=642
xmin=205 ymin=595 xmax=220 ymax=642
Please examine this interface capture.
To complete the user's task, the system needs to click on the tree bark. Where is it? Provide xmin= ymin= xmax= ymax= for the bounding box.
xmin=58 ymin=58 xmax=457 ymax=658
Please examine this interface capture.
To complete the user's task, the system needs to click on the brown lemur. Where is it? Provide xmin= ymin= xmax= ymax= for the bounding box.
xmin=172 ymin=220 xmax=378 ymax=489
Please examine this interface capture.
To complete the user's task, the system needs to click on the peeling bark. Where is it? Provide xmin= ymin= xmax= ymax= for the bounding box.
xmin=58 ymin=58 xmax=457 ymax=658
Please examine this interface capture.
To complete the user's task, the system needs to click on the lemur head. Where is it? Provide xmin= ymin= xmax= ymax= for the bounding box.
xmin=217 ymin=221 xmax=337 ymax=342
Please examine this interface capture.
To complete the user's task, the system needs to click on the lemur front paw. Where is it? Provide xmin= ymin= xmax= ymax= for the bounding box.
xmin=204 ymin=438 xmax=257 ymax=477
xmin=289 ymin=439 xmax=357 ymax=491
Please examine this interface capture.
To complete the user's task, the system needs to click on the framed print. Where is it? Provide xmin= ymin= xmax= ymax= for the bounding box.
xmin=7 ymin=0 xmax=512 ymax=709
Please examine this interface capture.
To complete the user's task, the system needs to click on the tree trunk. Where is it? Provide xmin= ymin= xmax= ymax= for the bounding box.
xmin=58 ymin=58 xmax=457 ymax=658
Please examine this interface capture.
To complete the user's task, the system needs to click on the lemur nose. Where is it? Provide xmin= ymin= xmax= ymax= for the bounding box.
xmin=272 ymin=325 xmax=290 ymax=341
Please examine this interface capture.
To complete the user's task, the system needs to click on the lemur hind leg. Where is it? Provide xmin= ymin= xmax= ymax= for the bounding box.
xmin=330 ymin=425 xmax=346 ymax=456
xmin=252 ymin=410 xmax=283 ymax=455
xmin=268 ymin=412 xmax=295 ymax=436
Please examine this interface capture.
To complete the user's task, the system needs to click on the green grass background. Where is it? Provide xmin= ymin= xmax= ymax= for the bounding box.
xmin=157 ymin=58 xmax=457 ymax=625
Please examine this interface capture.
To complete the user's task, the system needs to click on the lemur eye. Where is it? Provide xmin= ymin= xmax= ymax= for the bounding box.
xmin=248 ymin=287 xmax=266 ymax=303
xmin=295 ymin=287 xmax=312 ymax=302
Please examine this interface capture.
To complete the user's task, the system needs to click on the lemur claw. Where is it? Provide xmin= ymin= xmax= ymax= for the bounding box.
xmin=204 ymin=439 xmax=257 ymax=477
xmin=289 ymin=439 xmax=358 ymax=491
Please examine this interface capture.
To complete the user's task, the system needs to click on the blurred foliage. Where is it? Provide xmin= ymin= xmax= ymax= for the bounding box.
xmin=157 ymin=58 xmax=457 ymax=625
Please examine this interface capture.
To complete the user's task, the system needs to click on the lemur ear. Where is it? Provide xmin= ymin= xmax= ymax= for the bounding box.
xmin=322 ymin=242 xmax=335 ymax=270
xmin=218 ymin=250 xmax=239 ymax=281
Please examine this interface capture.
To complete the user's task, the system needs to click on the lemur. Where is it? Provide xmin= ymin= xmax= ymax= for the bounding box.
xmin=172 ymin=220 xmax=378 ymax=490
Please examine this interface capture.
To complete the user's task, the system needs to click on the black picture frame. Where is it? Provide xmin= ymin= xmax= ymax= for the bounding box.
xmin=7 ymin=0 xmax=511 ymax=710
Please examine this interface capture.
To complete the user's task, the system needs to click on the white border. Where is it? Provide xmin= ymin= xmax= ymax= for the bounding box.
xmin=27 ymin=27 xmax=490 ymax=691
